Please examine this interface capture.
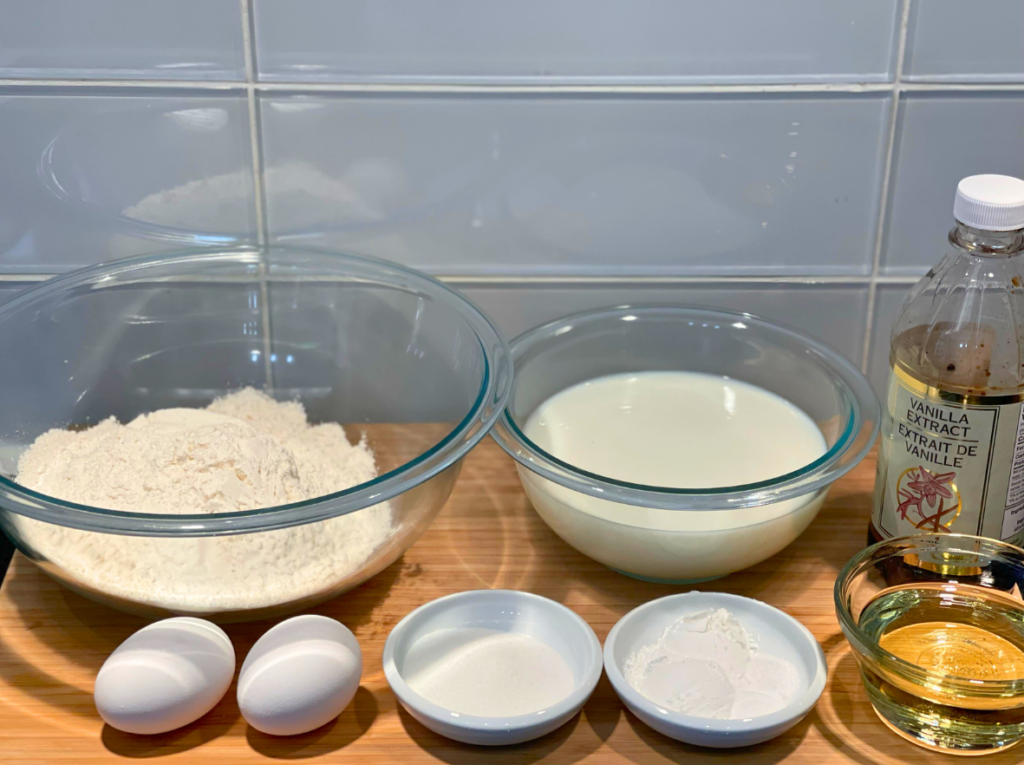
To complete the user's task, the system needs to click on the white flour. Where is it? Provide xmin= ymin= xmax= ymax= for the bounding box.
xmin=624 ymin=608 xmax=801 ymax=719
xmin=13 ymin=389 xmax=394 ymax=613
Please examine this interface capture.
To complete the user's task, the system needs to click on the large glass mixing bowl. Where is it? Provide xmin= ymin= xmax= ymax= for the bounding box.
xmin=491 ymin=305 xmax=878 ymax=583
xmin=0 ymin=247 xmax=511 ymax=622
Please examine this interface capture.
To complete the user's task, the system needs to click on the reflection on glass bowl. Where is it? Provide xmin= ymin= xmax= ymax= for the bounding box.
xmin=38 ymin=105 xmax=255 ymax=248
xmin=502 ymin=136 xmax=760 ymax=270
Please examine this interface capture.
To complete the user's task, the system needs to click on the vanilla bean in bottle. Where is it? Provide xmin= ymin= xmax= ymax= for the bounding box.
xmin=871 ymin=175 xmax=1024 ymax=546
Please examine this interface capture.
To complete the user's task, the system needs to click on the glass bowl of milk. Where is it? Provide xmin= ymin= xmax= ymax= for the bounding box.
xmin=491 ymin=305 xmax=878 ymax=583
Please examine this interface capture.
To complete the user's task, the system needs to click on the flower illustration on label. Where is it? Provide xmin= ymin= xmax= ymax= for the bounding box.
xmin=895 ymin=466 xmax=962 ymax=532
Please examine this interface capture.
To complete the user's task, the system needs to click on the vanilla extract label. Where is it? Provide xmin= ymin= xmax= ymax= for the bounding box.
xmin=898 ymin=400 xmax=976 ymax=468
xmin=873 ymin=367 xmax=1024 ymax=546
xmin=903 ymin=400 xmax=971 ymax=438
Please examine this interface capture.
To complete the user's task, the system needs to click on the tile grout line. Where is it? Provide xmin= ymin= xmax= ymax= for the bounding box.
xmin=240 ymin=0 xmax=267 ymax=244
xmin=250 ymin=81 xmax=1024 ymax=94
xmin=3 ymin=77 xmax=1024 ymax=94
xmin=224 ymin=80 xmax=899 ymax=94
xmin=860 ymin=0 xmax=913 ymax=375
xmin=438 ymin=274 xmax=922 ymax=286
xmin=239 ymin=0 xmax=274 ymax=388
xmin=0 ymin=273 xmax=928 ymax=285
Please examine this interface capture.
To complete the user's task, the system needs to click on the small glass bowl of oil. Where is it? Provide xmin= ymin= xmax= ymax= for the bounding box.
xmin=835 ymin=534 xmax=1024 ymax=755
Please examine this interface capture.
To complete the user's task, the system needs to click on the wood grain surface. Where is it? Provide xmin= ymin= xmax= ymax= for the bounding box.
xmin=0 ymin=442 xmax=1012 ymax=763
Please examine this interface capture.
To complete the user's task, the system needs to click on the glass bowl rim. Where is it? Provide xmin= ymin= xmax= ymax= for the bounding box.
xmin=834 ymin=533 xmax=1024 ymax=695
xmin=0 ymin=245 xmax=513 ymax=536
xmin=490 ymin=303 xmax=879 ymax=511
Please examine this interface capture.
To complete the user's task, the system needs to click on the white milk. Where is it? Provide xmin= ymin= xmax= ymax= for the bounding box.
xmin=520 ymin=372 xmax=828 ymax=581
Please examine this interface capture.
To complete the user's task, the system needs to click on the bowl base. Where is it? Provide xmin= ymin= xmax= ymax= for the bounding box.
xmin=610 ymin=568 xmax=725 ymax=585
xmin=873 ymin=705 xmax=1023 ymax=756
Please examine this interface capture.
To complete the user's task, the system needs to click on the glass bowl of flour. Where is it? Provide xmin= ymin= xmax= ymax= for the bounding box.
xmin=491 ymin=305 xmax=878 ymax=583
xmin=0 ymin=247 xmax=510 ymax=622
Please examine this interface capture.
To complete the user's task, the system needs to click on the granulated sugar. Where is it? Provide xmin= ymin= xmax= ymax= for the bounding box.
xmin=403 ymin=628 xmax=576 ymax=717
xmin=13 ymin=389 xmax=394 ymax=614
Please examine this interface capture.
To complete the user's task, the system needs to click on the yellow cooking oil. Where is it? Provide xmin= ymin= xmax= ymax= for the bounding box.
xmin=857 ymin=581 xmax=1024 ymax=754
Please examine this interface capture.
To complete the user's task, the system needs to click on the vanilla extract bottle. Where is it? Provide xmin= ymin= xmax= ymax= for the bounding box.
xmin=871 ymin=175 xmax=1024 ymax=546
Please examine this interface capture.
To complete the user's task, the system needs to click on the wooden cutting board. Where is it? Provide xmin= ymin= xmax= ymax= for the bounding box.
xmin=0 ymin=442 xmax=1015 ymax=764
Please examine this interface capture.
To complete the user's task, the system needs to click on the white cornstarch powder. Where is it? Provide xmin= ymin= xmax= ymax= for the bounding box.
xmin=14 ymin=389 xmax=395 ymax=613
xmin=624 ymin=608 xmax=801 ymax=719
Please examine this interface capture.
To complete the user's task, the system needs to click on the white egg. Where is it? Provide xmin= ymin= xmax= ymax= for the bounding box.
xmin=94 ymin=617 xmax=235 ymax=735
xmin=238 ymin=614 xmax=362 ymax=736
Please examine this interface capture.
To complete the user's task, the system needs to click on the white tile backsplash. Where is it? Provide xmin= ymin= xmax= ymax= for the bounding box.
xmin=867 ymin=283 xmax=914 ymax=396
xmin=882 ymin=93 xmax=1024 ymax=275
xmin=905 ymin=0 xmax=1024 ymax=83
xmin=457 ymin=282 xmax=869 ymax=361
xmin=261 ymin=93 xmax=890 ymax=277
xmin=0 ymin=90 xmax=257 ymax=272
xmin=0 ymin=0 xmax=1022 ymax=379
xmin=0 ymin=0 xmax=245 ymax=80
xmin=254 ymin=0 xmax=900 ymax=85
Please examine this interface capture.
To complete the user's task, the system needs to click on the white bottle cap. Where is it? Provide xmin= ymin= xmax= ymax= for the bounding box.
xmin=953 ymin=174 xmax=1024 ymax=231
